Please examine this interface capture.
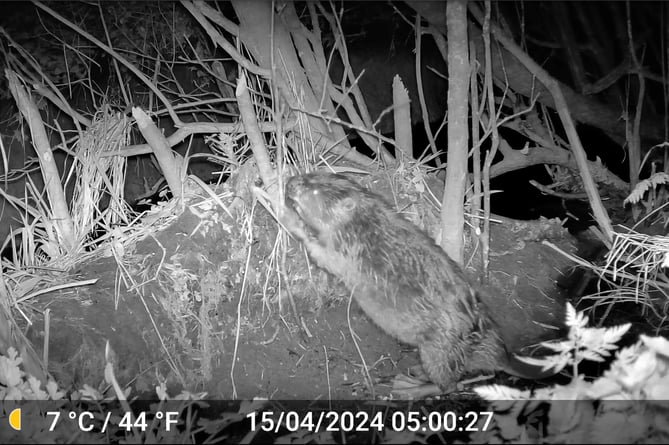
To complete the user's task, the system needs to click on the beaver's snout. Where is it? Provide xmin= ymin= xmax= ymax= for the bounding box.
xmin=285 ymin=176 xmax=306 ymax=216
xmin=284 ymin=195 xmax=300 ymax=215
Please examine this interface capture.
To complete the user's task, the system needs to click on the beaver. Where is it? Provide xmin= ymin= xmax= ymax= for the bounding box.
xmin=280 ymin=172 xmax=557 ymax=393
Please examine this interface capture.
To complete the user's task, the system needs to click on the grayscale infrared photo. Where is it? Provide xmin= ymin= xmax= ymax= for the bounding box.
xmin=0 ymin=1 xmax=667 ymax=443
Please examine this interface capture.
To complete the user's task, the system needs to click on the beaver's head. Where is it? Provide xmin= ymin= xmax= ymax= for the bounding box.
xmin=285 ymin=173 xmax=364 ymax=234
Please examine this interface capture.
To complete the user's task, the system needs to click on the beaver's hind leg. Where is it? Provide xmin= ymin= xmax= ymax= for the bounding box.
xmin=418 ymin=337 xmax=468 ymax=394
xmin=416 ymin=332 xmax=503 ymax=395
xmin=389 ymin=337 xmax=464 ymax=399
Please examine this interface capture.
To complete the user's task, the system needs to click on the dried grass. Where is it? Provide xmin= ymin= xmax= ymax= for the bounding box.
xmin=546 ymin=228 xmax=669 ymax=329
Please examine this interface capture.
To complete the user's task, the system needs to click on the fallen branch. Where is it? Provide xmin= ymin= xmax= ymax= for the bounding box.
xmin=132 ymin=107 xmax=184 ymax=200
xmin=6 ymin=69 xmax=76 ymax=253
xmin=529 ymin=180 xmax=588 ymax=200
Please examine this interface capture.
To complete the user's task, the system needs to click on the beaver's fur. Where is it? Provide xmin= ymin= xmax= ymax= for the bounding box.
xmin=281 ymin=172 xmax=555 ymax=392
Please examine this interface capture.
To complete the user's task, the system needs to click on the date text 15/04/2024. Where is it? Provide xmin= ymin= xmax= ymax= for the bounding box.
xmin=246 ymin=409 xmax=494 ymax=434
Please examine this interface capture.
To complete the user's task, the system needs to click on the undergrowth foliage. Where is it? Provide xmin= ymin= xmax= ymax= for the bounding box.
xmin=624 ymin=161 xmax=669 ymax=225
xmin=510 ymin=302 xmax=632 ymax=378
xmin=625 ymin=172 xmax=669 ymax=207
xmin=473 ymin=303 xmax=669 ymax=444
xmin=2 ymin=303 xmax=668 ymax=443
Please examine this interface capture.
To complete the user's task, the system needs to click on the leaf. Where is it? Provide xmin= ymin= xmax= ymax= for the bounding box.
xmin=27 ymin=375 xmax=48 ymax=400
xmin=239 ymin=398 xmax=269 ymax=415
xmin=77 ymin=384 xmax=103 ymax=401
xmin=474 ymin=384 xmax=531 ymax=401
xmin=578 ymin=323 xmax=631 ymax=362
xmin=548 ymin=377 xmax=591 ymax=400
xmin=156 ymin=382 xmax=168 ymax=400
xmin=654 ymin=413 xmax=669 ymax=435
xmin=548 ymin=400 xmax=593 ymax=435
xmin=45 ymin=380 xmax=65 ymax=400
xmin=564 ymin=302 xmax=588 ymax=330
xmin=646 ymin=375 xmax=669 ymax=399
xmin=514 ymin=352 xmax=570 ymax=374
xmin=600 ymin=323 xmax=632 ymax=346
xmin=0 ymin=351 xmax=24 ymax=388
xmin=586 ymin=376 xmax=623 ymax=399
xmin=496 ymin=414 xmax=523 ymax=441
xmin=641 ymin=334 xmax=669 ymax=358
xmin=591 ymin=411 xmax=649 ymax=444
xmin=614 ymin=342 xmax=643 ymax=367
xmin=624 ymin=173 xmax=669 ymax=205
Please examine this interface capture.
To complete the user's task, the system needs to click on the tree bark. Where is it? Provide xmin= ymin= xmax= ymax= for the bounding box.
xmin=440 ymin=0 xmax=469 ymax=264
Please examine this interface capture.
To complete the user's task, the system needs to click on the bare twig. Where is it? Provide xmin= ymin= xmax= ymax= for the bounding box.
xmin=529 ymin=180 xmax=588 ymax=200
xmin=415 ymin=13 xmax=441 ymax=167
xmin=469 ymin=2 xmax=614 ymax=244
xmin=625 ymin=1 xmax=644 ymax=189
xmin=481 ymin=2 xmax=499 ymax=278
xmin=33 ymin=0 xmax=181 ymax=126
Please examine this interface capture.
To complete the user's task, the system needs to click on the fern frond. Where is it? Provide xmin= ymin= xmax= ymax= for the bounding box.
xmin=624 ymin=172 xmax=669 ymax=205
xmin=565 ymin=302 xmax=588 ymax=329
xmin=474 ymin=384 xmax=531 ymax=401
